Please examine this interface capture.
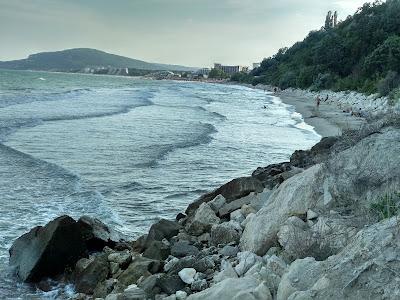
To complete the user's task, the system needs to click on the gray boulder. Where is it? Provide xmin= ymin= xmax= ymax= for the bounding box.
xmin=187 ymin=277 xmax=271 ymax=300
xmin=77 ymin=216 xmax=122 ymax=251
xmin=75 ymin=253 xmax=109 ymax=294
xmin=145 ymin=219 xmax=182 ymax=247
xmin=185 ymin=203 xmax=220 ymax=236
xmin=185 ymin=177 xmax=264 ymax=216
xmin=117 ymin=256 xmax=162 ymax=289
xmin=277 ymin=217 xmax=400 ymax=299
xmin=9 ymin=215 xmax=87 ymax=282
xmin=211 ymin=221 xmax=242 ymax=246
xmin=171 ymin=241 xmax=200 ymax=258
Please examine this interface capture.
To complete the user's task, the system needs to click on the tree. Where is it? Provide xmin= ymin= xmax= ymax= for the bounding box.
xmin=208 ymin=68 xmax=229 ymax=79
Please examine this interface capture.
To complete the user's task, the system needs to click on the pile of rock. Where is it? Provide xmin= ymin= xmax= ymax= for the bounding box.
xmin=9 ymin=119 xmax=400 ymax=299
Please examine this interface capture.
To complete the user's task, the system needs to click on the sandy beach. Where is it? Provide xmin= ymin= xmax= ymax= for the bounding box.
xmin=277 ymin=90 xmax=366 ymax=138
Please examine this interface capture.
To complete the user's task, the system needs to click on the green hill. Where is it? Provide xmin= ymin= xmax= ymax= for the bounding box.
xmin=0 ymin=48 xmax=197 ymax=72
xmin=233 ymin=0 xmax=400 ymax=98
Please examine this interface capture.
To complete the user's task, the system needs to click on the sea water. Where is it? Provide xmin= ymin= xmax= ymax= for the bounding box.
xmin=0 ymin=69 xmax=320 ymax=299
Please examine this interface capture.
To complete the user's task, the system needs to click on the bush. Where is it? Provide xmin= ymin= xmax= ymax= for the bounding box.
xmin=389 ymin=87 xmax=400 ymax=106
xmin=279 ymin=71 xmax=297 ymax=89
xmin=312 ymin=72 xmax=336 ymax=90
xmin=370 ymin=192 xmax=400 ymax=220
xmin=377 ymin=71 xmax=400 ymax=96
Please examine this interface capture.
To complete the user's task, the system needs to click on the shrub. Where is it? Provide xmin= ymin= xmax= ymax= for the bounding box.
xmin=370 ymin=192 xmax=400 ymax=220
xmin=279 ymin=71 xmax=297 ymax=89
xmin=312 ymin=72 xmax=336 ymax=90
xmin=377 ymin=71 xmax=400 ymax=96
xmin=389 ymin=87 xmax=400 ymax=106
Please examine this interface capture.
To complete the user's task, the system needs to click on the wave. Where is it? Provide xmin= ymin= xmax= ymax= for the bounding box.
xmin=134 ymin=122 xmax=217 ymax=168
xmin=43 ymin=100 xmax=154 ymax=123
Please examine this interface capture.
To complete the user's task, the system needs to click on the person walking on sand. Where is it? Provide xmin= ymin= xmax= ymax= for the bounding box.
xmin=316 ymin=95 xmax=321 ymax=108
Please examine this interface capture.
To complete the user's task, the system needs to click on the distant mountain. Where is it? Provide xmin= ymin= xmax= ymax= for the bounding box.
xmin=0 ymin=48 xmax=197 ymax=72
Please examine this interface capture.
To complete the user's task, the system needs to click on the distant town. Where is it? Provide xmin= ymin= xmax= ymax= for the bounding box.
xmin=80 ymin=62 xmax=261 ymax=81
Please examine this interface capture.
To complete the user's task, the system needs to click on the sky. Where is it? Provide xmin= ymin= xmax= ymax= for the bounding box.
xmin=0 ymin=0 xmax=368 ymax=67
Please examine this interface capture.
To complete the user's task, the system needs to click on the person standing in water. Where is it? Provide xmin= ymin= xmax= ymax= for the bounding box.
xmin=316 ymin=95 xmax=321 ymax=108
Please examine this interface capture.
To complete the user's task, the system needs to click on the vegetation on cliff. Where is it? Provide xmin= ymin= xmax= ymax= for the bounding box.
xmin=233 ymin=0 xmax=400 ymax=98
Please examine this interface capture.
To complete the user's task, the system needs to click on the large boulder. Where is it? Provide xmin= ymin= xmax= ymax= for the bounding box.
xmin=75 ymin=254 xmax=109 ymax=294
xmin=240 ymin=164 xmax=324 ymax=255
xmin=210 ymin=221 xmax=242 ymax=246
xmin=187 ymin=277 xmax=272 ymax=300
xmin=185 ymin=202 xmax=220 ymax=236
xmin=277 ymin=217 xmax=400 ymax=299
xmin=242 ymin=127 xmax=400 ymax=256
xmin=9 ymin=215 xmax=87 ymax=282
xmin=77 ymin=216 xmax=123 ymax=251
xmin=290 ymin=136 xmax=338 ymax=168
xmin=145 ymin=219 xmax=181 ymax=248
xmin=117 ymin=256 xmax=162 ymax=289
xmin=186 ymin=177 xmax=264 ymax=216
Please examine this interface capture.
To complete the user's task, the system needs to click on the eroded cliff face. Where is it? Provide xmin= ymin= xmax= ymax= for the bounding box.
xmin=9 ymin=118 xmax=400 ymax=300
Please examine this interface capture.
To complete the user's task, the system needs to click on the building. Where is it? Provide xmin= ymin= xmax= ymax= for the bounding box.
xmin=214 ymin=63 xmax=249 ymax=75
xmin=197 ymin=68 xmax=211 ymax=76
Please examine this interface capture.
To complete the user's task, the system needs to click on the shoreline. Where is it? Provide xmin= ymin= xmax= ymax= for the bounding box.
xmin=227 ymin=82 xmax=368 ymax=138
xmin=277 ymin=90 xmax=366 ymax=138
xmin=7 ymin=79 xmax=400 ymax=299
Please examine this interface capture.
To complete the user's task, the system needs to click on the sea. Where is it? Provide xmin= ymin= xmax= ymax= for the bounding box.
xmin=0 ymin=69 xmax=320 ymax=299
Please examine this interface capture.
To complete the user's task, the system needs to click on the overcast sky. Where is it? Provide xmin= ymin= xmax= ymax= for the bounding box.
xmin=0 ymin=0 xmax=368 ymax=67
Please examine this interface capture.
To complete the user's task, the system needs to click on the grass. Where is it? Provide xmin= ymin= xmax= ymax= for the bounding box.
xmin=370 ymin=192 xmax=400 ymax=220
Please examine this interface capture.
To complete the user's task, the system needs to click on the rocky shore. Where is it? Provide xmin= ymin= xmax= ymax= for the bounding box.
xmin=9 ymin=92 xmax=400 ymax=299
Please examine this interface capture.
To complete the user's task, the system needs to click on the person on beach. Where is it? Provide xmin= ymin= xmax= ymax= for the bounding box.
xmin=325 ymin=95 xmax=329 ymax=102
xmin=316 ymin=96 xmax=321 ymax=108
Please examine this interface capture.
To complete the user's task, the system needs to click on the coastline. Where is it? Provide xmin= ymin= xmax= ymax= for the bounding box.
xmin=227 ymin=82 xmax=368 ymax=138
xmin=7 ymin=79 xmax=400 ymax=299
xmin=277 ymin=90 xmax=366 ymax=138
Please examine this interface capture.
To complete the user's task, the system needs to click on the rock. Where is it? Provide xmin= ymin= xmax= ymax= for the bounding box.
xmin=190 ymin=279 xmax=207 ymax=292
xmin=9 ymin=215 xmax=87 ymax=282
xmin=213 ymin=259 xmax=238 ymax=283
xmin=218 ymin=195 xmax=253 ymax=217
xmin=137 ymin=274 xmax=162 ymax=299
xmin=240 ymin=164 xmax=323 ymax=255
xmin=290 ymin=136 xmax=338 ymax=168
xmin=193 ymin=256 xmax=215 ymax=273
xmin=185 ymin=203 xmax=220 ymax=236
xmin=143 ymin=240 xmax=171 ymax=261
xmin=117 ymin=256 xmax=162 ymax=289
xmin=197 ymin=233 xmax=210 ymax=244
xmin=132 ymin=235 xmax=147 ymax=253
xmin=265 ymin=255 xmax=287 ymax=277
xmin=185 ymin=177 xmax=264 ymax=216
xmin=251 ymin=162 xmax=292 ymax=188
xmin=108 ymin=250 xmax=132 ymax=269
xmin=93 ymin=278 xmax=117 ymax=298
xmin=234 ymin=251 xmax=261 ymax=277
xmin=158 ymin=274 xmax=186 ymax=295
xmin=208 ymin=195 xmax=226 ymax=213
xmin=186 ymin=277 xmax=267 ymax=300
xmin=166 ymin=256 xmax=197 ymax=275
xmin=210 ymin=221 xmax=242 ymax=246
xmin=171 ymin=241 xmax=200 ymax=258
xmin=75 ymin=253 xmax=109 ymax=294
xmin=178 ymin=268 xmax=196 ymax=284
xmin=110 ymin=262 xmax=120 ymax=275
xmin=77 ymin=216 xmax=122 ymax=251
xmin=121 ymin=284 xmax=146 ymax=300
xmin=220 ymin=245 xmax=239 ymax=257
xmin=307 ymin=209 xmax=318 ymax=220
xmin=175 ymin=290 xmax=188 ymax=300
xmin=230 ymin=210 xmax=245 ymax=224
xmin=277 ymin=217 xmax=400 ymax=300
xmin=164 ymin=257 xmax=180 ymax=272
xmin=145 ymin=219 xmax=181 ymax=247
xmin=240 ymin=204 xmax=256 ymax=217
